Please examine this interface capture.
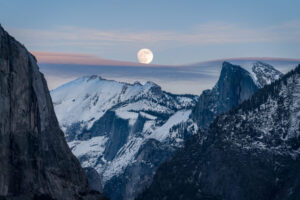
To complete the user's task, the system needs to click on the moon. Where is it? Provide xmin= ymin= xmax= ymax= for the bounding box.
xmin=137 ymin=48 xmax=153 ymax=64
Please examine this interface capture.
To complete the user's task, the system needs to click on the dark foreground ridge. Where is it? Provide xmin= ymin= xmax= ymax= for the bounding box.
xmin=0 ymin=25 xmax=108 ymax=200
xmin=137 ymin=65 xmax=300 ymax=200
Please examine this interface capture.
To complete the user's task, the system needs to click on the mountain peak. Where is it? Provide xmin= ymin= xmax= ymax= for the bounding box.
xmin=219 ymin=62 xmax=251 ymax=81
xmin=222 ymin=61 xmax=244 ymax=68
xmin=222 ymin=61 xmax=237 ymax=67
xmin=144 ymin=80 xmax=159 ymax=87
xmin=133 ymin=81 xmax=142 ymax=86
xmin=86 ymin=74 xmax=104 ymax=81
xmin=251 ymin=61 xmax=283 ymax=87
xmin=192 ymin=61 xmax=258 ymax=128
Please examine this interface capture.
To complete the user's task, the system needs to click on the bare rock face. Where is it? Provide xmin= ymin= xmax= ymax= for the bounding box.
xmin=84 ymin=167 xmax=103 ymax=193
xmin=0 ymin=25 xmax=108 ymax=200
xmin=192 ymin=62 xmax=259 ymax=128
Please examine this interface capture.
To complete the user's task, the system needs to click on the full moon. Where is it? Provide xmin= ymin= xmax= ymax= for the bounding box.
xmin=137 ymin=48 xmax=153 ymax=64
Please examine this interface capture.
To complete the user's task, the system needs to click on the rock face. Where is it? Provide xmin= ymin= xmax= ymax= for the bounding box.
xmin=137 ymin=65 xmax=300 ymax=200
xmin=192 ymin=62 xmax=259 ymax=128
xmin=84 ymin=167 xmax=103 ymax=192
xmin=0 ymin=26 xmax=107 ymax=200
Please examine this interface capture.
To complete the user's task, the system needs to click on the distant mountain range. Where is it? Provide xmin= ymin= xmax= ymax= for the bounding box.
xmin=40 ymin=57 xmax=299 ymax=94
xmin=51 ymin=60 xmax=284 ymax=200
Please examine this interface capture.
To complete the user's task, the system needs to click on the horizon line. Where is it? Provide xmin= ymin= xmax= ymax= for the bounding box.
xmin=32 ymin=51 xmax=300 ymax=67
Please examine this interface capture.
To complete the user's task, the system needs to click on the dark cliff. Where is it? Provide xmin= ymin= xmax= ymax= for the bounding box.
xmin=192 ymin=62 xmax=258 ymax=128
xmin=0 ymin=25 xmax=107 ymax=200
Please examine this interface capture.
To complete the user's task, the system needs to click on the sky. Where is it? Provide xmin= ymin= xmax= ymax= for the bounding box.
xmin=1 ymin=0 xmax=300 ymax=65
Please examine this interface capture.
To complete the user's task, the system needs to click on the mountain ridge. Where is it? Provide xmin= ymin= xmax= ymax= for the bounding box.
xmin=137 ymin=64 xmax=300 ymax=200
xmin=51 ymin=60 xmax=283 ymax=200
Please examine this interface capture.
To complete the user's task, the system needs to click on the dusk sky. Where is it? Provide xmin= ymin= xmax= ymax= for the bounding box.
xmin=1 ymin=0 xmax=300 ymax=65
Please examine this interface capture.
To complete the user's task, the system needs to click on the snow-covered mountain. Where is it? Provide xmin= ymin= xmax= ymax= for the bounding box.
xmin=137 ymin=64 xmax=300 ymax=200
xmin=51 ymin=76 xmax=197 ymax=200
xmin=52 ymin=75 xmax=195 ymax=134
xmin=251 ymin=61 xmax=283 ymax=87
xmin=51 ymin=61 xmax=283 ymax=200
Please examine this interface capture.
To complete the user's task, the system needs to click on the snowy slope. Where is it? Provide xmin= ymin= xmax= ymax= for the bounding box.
xmin=250 ymin=61 xmax=283 ymax=87
xmin=52 ymin=76 xmax=163 ymax=131
xmin=51 ymin=76 xmax=197 ymax=199
xmin=52 ymin=75 xmax=195 ymax=132
xmin=148 ymin=110 xmax=191 ymax=142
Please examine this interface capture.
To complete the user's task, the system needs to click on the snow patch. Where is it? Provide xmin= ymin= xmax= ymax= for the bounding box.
xmin=102 ymin=136 xmax=144 ymax=182
xmin=148 ymin=110 xmax=192 ymax=141
xmin=68 ymin=136 xmax=108 ymax=167
xmin=115 ymin=110 xmax=139 ymax=126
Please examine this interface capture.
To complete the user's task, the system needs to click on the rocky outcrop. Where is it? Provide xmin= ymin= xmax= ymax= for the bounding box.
xmin=84 ymin=167 xmax=103 ymax=192
xmin=192 ymin=61 xmax=259 ymax=128
xmin=103 ymin=139 xmax=175 ymax=200
xmin=137 ymin=65 xmax=300 ymax=200
xmin=0 ymin=25 xmax=107 ymax=200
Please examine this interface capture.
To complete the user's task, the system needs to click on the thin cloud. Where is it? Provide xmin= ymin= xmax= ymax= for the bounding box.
xmin=8 ymin=21 xmax=300 ymax=53
xmin=32 ymin=51 xmax=171 ymax=67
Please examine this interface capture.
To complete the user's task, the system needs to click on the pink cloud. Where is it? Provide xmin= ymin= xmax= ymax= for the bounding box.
xmin=32 ymin=51 xmax=168 ymax=67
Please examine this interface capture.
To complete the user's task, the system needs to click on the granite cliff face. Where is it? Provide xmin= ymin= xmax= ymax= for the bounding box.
xmin=84 ymin=167 xmax=103 ymax=192
xmin=192 ymin=62 xmax=259 ymax=128
xmin=0 ymin=26 xmax=107 ymax=200
xmin=137 ymin=65 xmax=300 ymax=200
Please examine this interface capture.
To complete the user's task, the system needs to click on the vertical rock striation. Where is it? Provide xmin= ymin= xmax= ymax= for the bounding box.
xmin=0 ymin=25 xmax=107 ymax=200
xmin=192 ymin=61 xmax=259 ymax=128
